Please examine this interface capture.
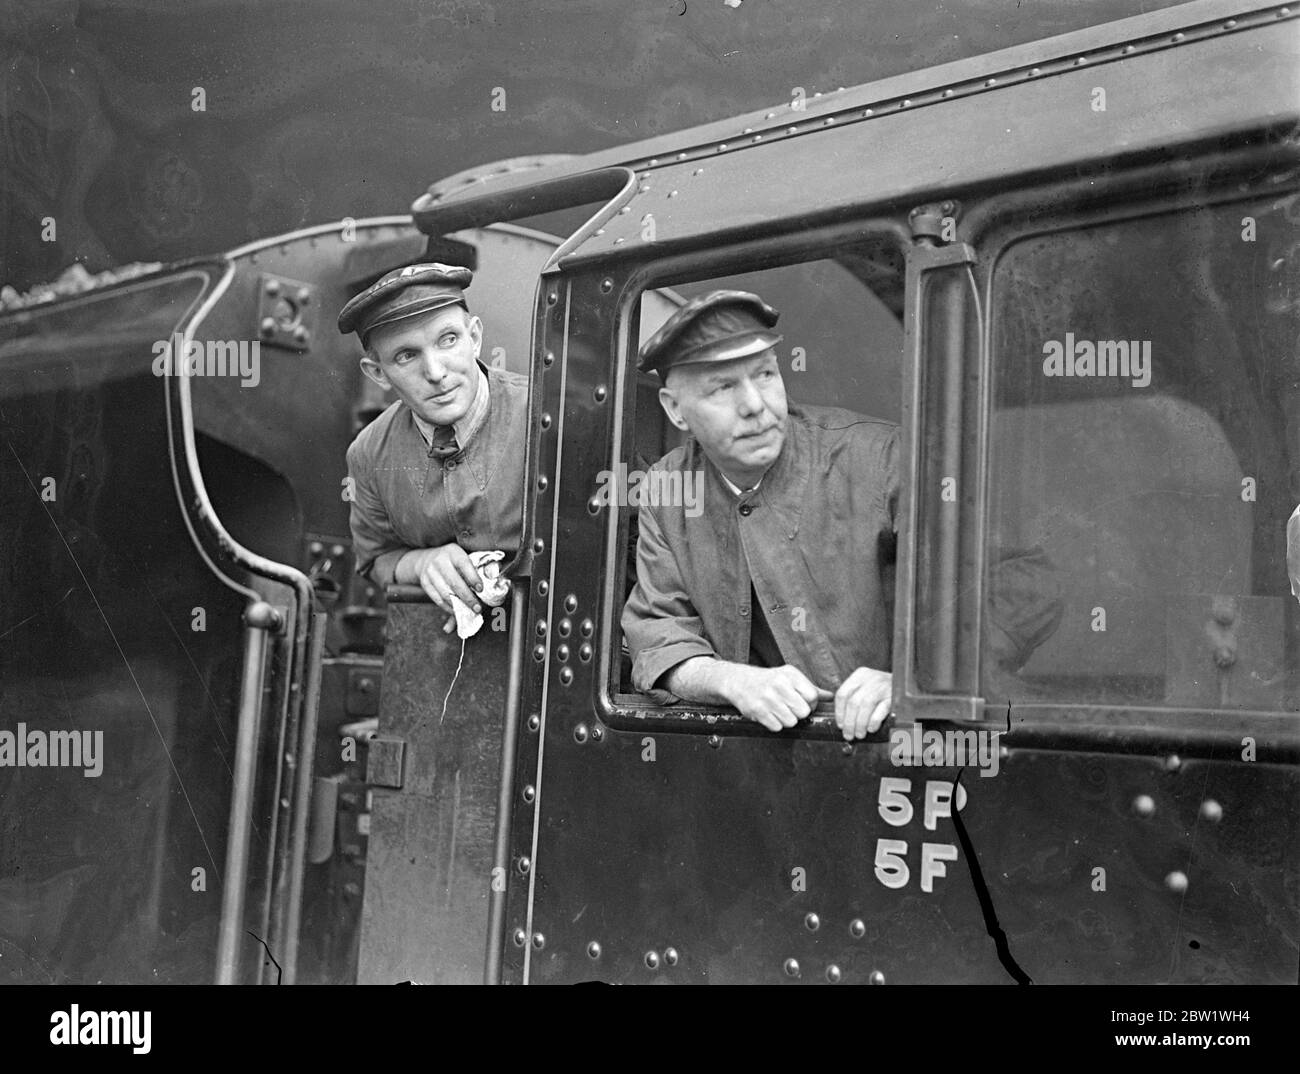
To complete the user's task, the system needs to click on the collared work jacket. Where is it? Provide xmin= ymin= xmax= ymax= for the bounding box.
xmin=346 ymin=365 xmax=528 ymax=586
xmin=622 ymin=403 xmax=900 ymax=698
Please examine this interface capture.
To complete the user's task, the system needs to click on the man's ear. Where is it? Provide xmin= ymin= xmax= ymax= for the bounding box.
xmin=658 ymin=384 xmax=690 ymax=432
xmin=359 ymin=354 xmax=391 ymax=391
xmin=468 ymin=314 xmax=484 ymax=357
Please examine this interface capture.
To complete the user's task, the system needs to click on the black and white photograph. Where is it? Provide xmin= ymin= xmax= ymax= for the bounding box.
xmin=0 ymin=0 xmax=1296 ymax=1043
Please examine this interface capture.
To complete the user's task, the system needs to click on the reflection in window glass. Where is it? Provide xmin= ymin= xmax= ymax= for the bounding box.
xmin=984 ymin=198 xmax=1300 ymax=711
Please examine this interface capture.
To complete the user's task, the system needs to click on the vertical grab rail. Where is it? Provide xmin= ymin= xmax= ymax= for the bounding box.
xmin=484 ymin=583 xmax=529 ymax=983
xmin=215 ymin=601 xmax=283 ymax=984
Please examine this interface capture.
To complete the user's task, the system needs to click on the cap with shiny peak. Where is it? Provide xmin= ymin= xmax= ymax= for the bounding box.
xmin=338 ymin=262 xmax=473 ymax=346
xmin=638 ymin=290 xmax=782 ymax=378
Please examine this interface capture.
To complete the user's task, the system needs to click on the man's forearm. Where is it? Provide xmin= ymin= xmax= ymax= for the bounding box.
xmin=390 ymin=547 xmax=425 ymax=585
xmin=661 ymin=656 xmax=747 ymax=707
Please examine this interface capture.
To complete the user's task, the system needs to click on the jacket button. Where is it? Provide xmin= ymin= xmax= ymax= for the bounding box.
xmin=739 ymin=607 xmax=750 ymax=618
xmin=738 ymin=504 xmax=753 ymax=517
xmin=445 ymin=460 xmax=457 ymax=470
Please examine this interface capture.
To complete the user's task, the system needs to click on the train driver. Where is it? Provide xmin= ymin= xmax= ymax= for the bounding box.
xmin=338 ymin=263 xmax=529 ymax=617
xmin=621 ymin=290 xmax=899 ymax=741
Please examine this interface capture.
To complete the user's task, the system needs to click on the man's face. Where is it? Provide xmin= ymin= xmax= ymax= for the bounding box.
xmin=360 ymin=305 xmax=483 ymax=426
xmin=658 ymin=349 xmax=789 ymax=486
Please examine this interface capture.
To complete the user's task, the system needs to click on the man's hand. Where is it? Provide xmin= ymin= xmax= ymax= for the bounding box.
xmin=834 ymin=667 xmax=892 ymax=740
xmin=396 ymin=544 xmax=484 ymax=623
xmin=722 ymin=664 xmax=833 ymax=733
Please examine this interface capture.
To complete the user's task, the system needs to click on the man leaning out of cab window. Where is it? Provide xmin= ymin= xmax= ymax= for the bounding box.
xmin=338 ymin=263 xmax=528 ymax=620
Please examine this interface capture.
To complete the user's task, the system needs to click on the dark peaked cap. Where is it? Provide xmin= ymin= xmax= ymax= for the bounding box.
xmin=638 ymin=290 xmax=783 ymax=378
xmin=338 ymin=262 xmax=473 ymax=345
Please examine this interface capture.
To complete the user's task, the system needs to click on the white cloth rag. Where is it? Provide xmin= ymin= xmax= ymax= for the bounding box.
xmin=450 ymin=550 xmax=511 ymax=638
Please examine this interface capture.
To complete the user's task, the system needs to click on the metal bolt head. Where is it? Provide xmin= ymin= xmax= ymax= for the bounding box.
xmin=600 ymin=278 xmax=613 ymax=293
xmin=512 ymin=928 xmax=526 ymax=947
xmin=1166 ymin=870 xmax=1189 ymax=893
xmin=296 ymin=287 xmax=311 ymax=305
xmin=644 ymin=950 xmax=660 ymax=970
xmin=1132 ymin=794 xmax=1156 ymax=818
xmin=783 ymin=958 xmax=800 ymax=978
xmin=522 ymin=784 xmax=536 ymax=803
xmin=543 ymin=350 xmax=555 ymax=366
xmin=579 ymin=643 xmax=593 ymax=662
xmin=547 ymin=291 xmax=558 ymax=305
xmin=663 ymin=947 xmax=679 ymax=967
xmin=1200 ymin=799 xmax=1223 ymax=822
xmin=558 ymin=618 xmax=572 ymax=637
xmin=516 ymin=856 xmax=531 ymax=875
xmin=536 ymin=619 xmax=548 ymax=637
xmin=1165 ymin=754 xmax=1182 ymax=773
xmin=260 ymin=317 xmax=276 ymax=337
xmin=804 ymin=912 xmax=820 ymax=932
xmin=564 ymin=595 xmax=578 ymax=613
xmin=573 ymin=723 xmax=589 ymax=743
xmin=707 ymin=734 xmax=722 ymax=749
xmin=532 ymin=538 xmax=545 ymax=554
xmin=593 ymin=385 xmax=607 ymax=402
xmin=825 ymin=964 xmax=842 ymax=984
xmin=869 ymin=970 xmax=885 ymax=985
xmin=587 ymin=941 xmax=602 ymax=960
xmin=557 ymin=644 xmax=570 ymax=662
xmin=540 ymin=413 xmax=552 ymax=429
xmin=559 ymin=667 xmax=573 ymax=686
xmin=538 ymin=580 xmax=549 ymax=596
xmin=537 ymin=475 xmax=548 ymax=492
xmin=579 ymin=619 xmax=594 ymax=638
xmin=532 ymin=645 xmax=545 ymax=663
xmin=1213 ymin=645 xmax=1236 ymax=669
xmin=264 ymin=278 xmax=281 ymax=296
xmin=849 ymin=918 xmax=866 ymax=939
xmin=527 ymin=714 xmax=541 ymax=732
xmin=531 ymin=932 xmax=546 ymax=950
xmin=590 ymin=725 xmax=603 ymax=742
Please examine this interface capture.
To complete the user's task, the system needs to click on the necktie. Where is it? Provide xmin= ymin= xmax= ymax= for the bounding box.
xmin=428 ymin=424 xmax=460 ymax=460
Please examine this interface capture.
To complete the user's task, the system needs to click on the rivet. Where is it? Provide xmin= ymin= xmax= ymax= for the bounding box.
xmin=536 ymin=620 xmax=548 ymax=637
xmin=540 ymin=413 xmax=552 ymax=429
xmin=574 ymin=723 xmax=588 ymax=743
xmin=743 ymin=127 xmax=753 ymax=134
xmin=752 ymin=134 xmax=762 ymax=142
xmin=825 ymin=964 xmax=842 ymax=984
xmin=260 ymin=317 xmax=276 ymax=336
xmin=1200 ymin=799 xmax=1223 ymax=822
xmin=533 ymin=538 xmax=545 ymax=554
xmin=330 ymin=544 xmax=344 ymax=558
xmin=557 ymin=644 xmax=570 ymax=663
xmin=902 ymin=98 xmax=912 ymax=106
xmin=1281 ymin=8 xmax=1291 ymax=16
xmin=786 ymin=126 xmax=797 ymax=134
xmin=1132 ymin=794 xmax=1155 ymax=817
xmin=1029 ymin=66 xmax=1041 ymax=76
xmin=522 ymin=784 xmax=536 ymax=803
xmin=537 ymin=475 xmax=548 ymax=492
xmin=645 ymin=950 xmax=660 ymax=970
xmin=668 ymin=189 xmax=678 ymax=197
xmin=648 ymin=158 xmax=659 ymax=166
xmin=619 ymin=206 xmax=631 ymax=214
xmin=547 ymin=291 xmax=558 ymax=305
xmin=264 ymin=278 xmax=281 ymax=296
xmin=849 ymin=918 xmax=866 ymax=939
xmin=517 ymin=856 xmax=531 ymax=875
xmin=594 ymin=385 xmax=607 ymax=402
xmin=804 ymin=912 xmax=820 ymax=932
xmin=538 ymin=580 xmax=549 ymax=596
xmin=864 ymin=108 xmax=873 ymax=116
xmin=559 ymin=667 xmax=573 ymax=686
xmin=707 ymin=734 xmax=721 ymax=749
xmin=1166 ymin=870 xmax=1189 ymax=893
xmin=600 ymin=278 xmax=613 ymax=293
xmin=692 ymin=168 xmax=704 ymax=176
xmin=579 ymin=619 xmax=594 ymax=637
xmin=527 ymin=713 xmax=541 ymax=732
xmin=765 ymin=111 xmax=776 ymax=119
xmin=1173 ymin=32 xmax=1185 ymax=41
xmin=663 ymin=946 xmax=679 ymax=966
xmin=718 ymin=143 xmax=728 ymax=151
xmin=813 ymin=91 xmax=822 ymax=98
xmin=1075 ymin=56 xmax=1087 ymax=64
xmin=532 ymin=932 xmax=546 ymax=950
xmin=1213 ymin=604 xmax=1235 ymax=626
xmin=591 ymin=724 xmax=603 ymax=741
xmin=823 ymin=116 xmax=834 ymax=125
xmin=676 ymin=152 xmax=687 ymax=160
xmin=594 ymin=228 xmax=605 ymax=236
xmin=869 ymin=970 xmax=885 ymax=985
xmin=614 ymin=237 xmax=625 ymax=245
xmin=293 ymin=324 xmax=309 ymax=343
xmin=783 ymin=958 xmax=800 ymax=978
xmin=543 ymin=350 xmax=555 ymax=367
xmin=638 ymin=184 xmax=649 ymax=194
xmin=296 ymin=287 xmax=311 ymax=305
xmin=841 ymin=743 xmax=853 ymax=756
xmin=532 ymin=645 xmax=546 ymax=662
xmin=579 ymin=643 xmax=593 ymax=662
xmin=557 ymin=618 xmax=571 ymax=637
xmin=587 ymin=497 xmax=602 ymax=516
xmin=1213 ymin=645 xmax=1235 ymax=669
xmin=1165 ymin=754 xmax=1182 ymax=773
xmin=942 ymin=88 xmax=953 ymax=97
xmin=587 ymin=941 xmax=602 ymax=959
xmin=564 ymin=595 xmax=578 ymax=613
xmin=512 ymin=928 xmax=527 ymax=947
xmin=984 ymin=78 xmax=996 ymax=87
xmin=309 ymin=540 xmax=324 ymax=555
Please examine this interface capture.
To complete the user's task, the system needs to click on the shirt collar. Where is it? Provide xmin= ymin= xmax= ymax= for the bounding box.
xmin=411 ymin=363 xmax=492 ymax=449
xmin=717 ymin=469 xmax=763 ymax=498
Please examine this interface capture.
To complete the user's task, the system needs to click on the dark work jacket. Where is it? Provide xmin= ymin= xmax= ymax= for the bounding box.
xmin=346 ymin=364 xmax=529 ymax=586
xmin=622 ymin=403 xmax=900 ymax=700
